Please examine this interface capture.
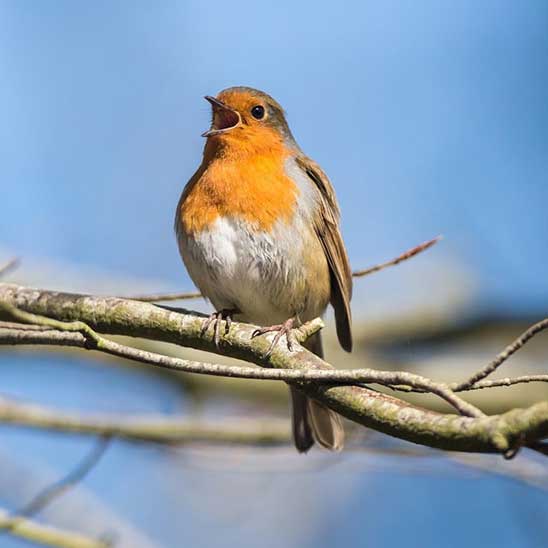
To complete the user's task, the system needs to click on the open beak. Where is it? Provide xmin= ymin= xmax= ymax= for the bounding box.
xmin=201 ymin=96 xmax=241 ymax=137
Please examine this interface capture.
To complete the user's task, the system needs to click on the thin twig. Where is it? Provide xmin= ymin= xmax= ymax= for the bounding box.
xmin=0 ymin=304 xmax=482 ymax=417
xmin=0 ymin=507 xmax=107 ymax=548
xmin=0 ymin=436 xmax=110 ymax=536
xmin=352 ymin=236 xmax=442 ymax=277
xmin=453 ymin=318 xmax=548 ymax=391
xmin=0 ymin=323 xmax=480 ymax=416
xmin=123 ymin=290 xmax=203 ymax=302
xmin=0 ymin=320 xmax=53 ymax=331
xmin=454 ymin=375 xmax=548 ymax=391
xmin=120 ymin=236 xmax=442 ymax=302
xmin=0 ymin=258 xmax=19 ymax=278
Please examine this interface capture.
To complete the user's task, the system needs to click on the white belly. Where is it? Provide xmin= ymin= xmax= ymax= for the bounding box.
xmin=177 ymin=216 xmax=325 ymax=326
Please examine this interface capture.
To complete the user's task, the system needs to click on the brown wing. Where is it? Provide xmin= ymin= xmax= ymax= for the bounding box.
xmin=296 ymin=156 xmax=353 ymax=352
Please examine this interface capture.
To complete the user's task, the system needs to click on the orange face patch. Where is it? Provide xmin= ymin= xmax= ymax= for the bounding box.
xmin=179 ymin=134 xmax=298 ymax=234
xmin=178 ymin=87 xmax=299 ymax=234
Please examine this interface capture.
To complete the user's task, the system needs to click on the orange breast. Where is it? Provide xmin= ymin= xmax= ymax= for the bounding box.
xmin=179 ymin=140 xmax=299 ymax=234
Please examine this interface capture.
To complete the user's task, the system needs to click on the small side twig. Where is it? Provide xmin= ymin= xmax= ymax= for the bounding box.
xmin=352 ymin=236 xmax=442 ymax=278
xmin=455 ymin=375 xmax=548 ymax=391
xmin=0 ymin=304 xmax=483 ymax=418
xmin=453 ymin=318 xmax=548 ymax=391
xmin=0 ymin=509 xmax=107 ymax=548
xmin=0 ymin=436 xmax=110 ymax=537
xmin=120 ymin=236 xmax=442 ymax=302
xmin=0 ymin=258 xmax=19 ymax=278
xmin=123 ymin=290 xmax=203 ymax=302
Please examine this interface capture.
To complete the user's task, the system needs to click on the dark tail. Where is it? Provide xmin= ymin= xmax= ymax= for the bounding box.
xmin=290 ymin=332 xmax=345 ymax=453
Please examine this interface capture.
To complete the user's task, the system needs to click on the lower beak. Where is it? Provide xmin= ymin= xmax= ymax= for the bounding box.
xmin=202 ymin=96 xmax=241 ymax=137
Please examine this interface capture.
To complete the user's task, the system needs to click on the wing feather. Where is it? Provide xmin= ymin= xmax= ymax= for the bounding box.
xmin=296 ymin=156 xmax=353 ymax=351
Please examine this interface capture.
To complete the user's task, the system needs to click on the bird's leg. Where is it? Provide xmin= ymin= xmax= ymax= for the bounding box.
xmin=201 ymin=308 xmax=239 ymax=347
xmin=251 ymin=316 xmax=298 ymax=358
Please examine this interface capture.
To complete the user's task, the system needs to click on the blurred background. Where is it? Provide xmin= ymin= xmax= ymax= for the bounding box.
xmin=0 ymin=1 xmax=547 ymax=547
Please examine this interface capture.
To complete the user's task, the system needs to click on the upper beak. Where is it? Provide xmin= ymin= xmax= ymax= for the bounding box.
xmin=202 ymin=96 xmax=241 ymax=137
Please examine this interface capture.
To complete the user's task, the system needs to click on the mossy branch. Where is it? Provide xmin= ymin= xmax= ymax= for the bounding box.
xmin=1 ymin=283 xmax=547 ymax=457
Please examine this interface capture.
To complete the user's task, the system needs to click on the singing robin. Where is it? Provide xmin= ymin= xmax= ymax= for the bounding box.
xmin=175 ymin=86 xmax=352 ymax=452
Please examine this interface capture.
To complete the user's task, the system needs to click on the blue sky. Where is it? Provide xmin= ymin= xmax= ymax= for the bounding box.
xmin=1 ymin=0 xmax=547 ymax=315
xmin=1 ymin=3 xmax=547 ymax=547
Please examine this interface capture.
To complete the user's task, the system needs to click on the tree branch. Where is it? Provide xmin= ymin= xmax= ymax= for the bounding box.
xmin=0 ymin=308 xmax=482 ymax=418
xmin=453 ymin=318 xmax=548 ymax=391
xmin=0 ymin=507 xmax=108 ymax=548
xmin=5 ymin=394 xmax=548 ymax=494
xmin=352 ymin=236 xmax=442 ymax=277
xmin=0 ymin=437 xmax=110 ymax=536
xmin=1 ymin=283 xmax=546 ymax=456
xmin=122 ymin=290 xmax=202 ymax=302
xmin=456 ymin=375 xmax=548 ymax=391
xmin=0 ymin=396 xmax=290 ymax=444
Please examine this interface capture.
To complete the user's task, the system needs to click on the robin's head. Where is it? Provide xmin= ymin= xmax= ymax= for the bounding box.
xmin=202 ymin=87 xmax=296 ymax=149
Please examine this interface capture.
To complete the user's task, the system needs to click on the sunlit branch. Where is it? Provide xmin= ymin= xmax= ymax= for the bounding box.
xmin=352 ymin=235 xmax=442 ymax=277
xmin=453 ymin=318 xmax=548 ymax=391
xmin=0 ymin=507 xmax=107 ymax=548
xmin=1 ymin=283 xmax=547 ymax=457
xmin=0 ymin=307 xmax=481 ymax=418
xmin=122 ymin=290 xmax=203 ymax=302
xmin=0 ymin=397 xmax=290 ymax=444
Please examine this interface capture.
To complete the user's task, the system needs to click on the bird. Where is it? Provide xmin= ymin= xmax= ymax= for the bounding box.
xmin=175 ymin=86 xmax=352 ymax=452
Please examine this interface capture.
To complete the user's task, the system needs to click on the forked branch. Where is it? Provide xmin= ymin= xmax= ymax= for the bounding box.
xmin=0 ymin=282 xmax=546 ymax=457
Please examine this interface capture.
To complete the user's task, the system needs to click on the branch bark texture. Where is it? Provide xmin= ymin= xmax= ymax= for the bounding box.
xmin=1 ymin=283 xmax=547 ymax=455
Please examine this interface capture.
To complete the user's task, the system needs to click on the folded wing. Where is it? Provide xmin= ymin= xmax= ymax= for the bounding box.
xmin=296 ymin=156 xmax=353 ymax=352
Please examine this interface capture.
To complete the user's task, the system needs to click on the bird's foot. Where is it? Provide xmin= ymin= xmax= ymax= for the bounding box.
xmin=251 ymin=317 xmax=297 ymax=358
xmin=201 ymin=308 xmax=238 ymax=347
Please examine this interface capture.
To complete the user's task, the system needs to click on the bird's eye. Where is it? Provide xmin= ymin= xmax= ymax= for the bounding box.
xmin=250 ymin=105 xmax=265 ymax=120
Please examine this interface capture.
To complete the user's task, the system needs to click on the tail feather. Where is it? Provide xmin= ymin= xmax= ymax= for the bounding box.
xmin=290 ymin=331 xmax=345 ymax=452
xmin=290 ymin=388 xmax=314 ymax=453
xmin=307 ymin=399 xmax=344 ymax=451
